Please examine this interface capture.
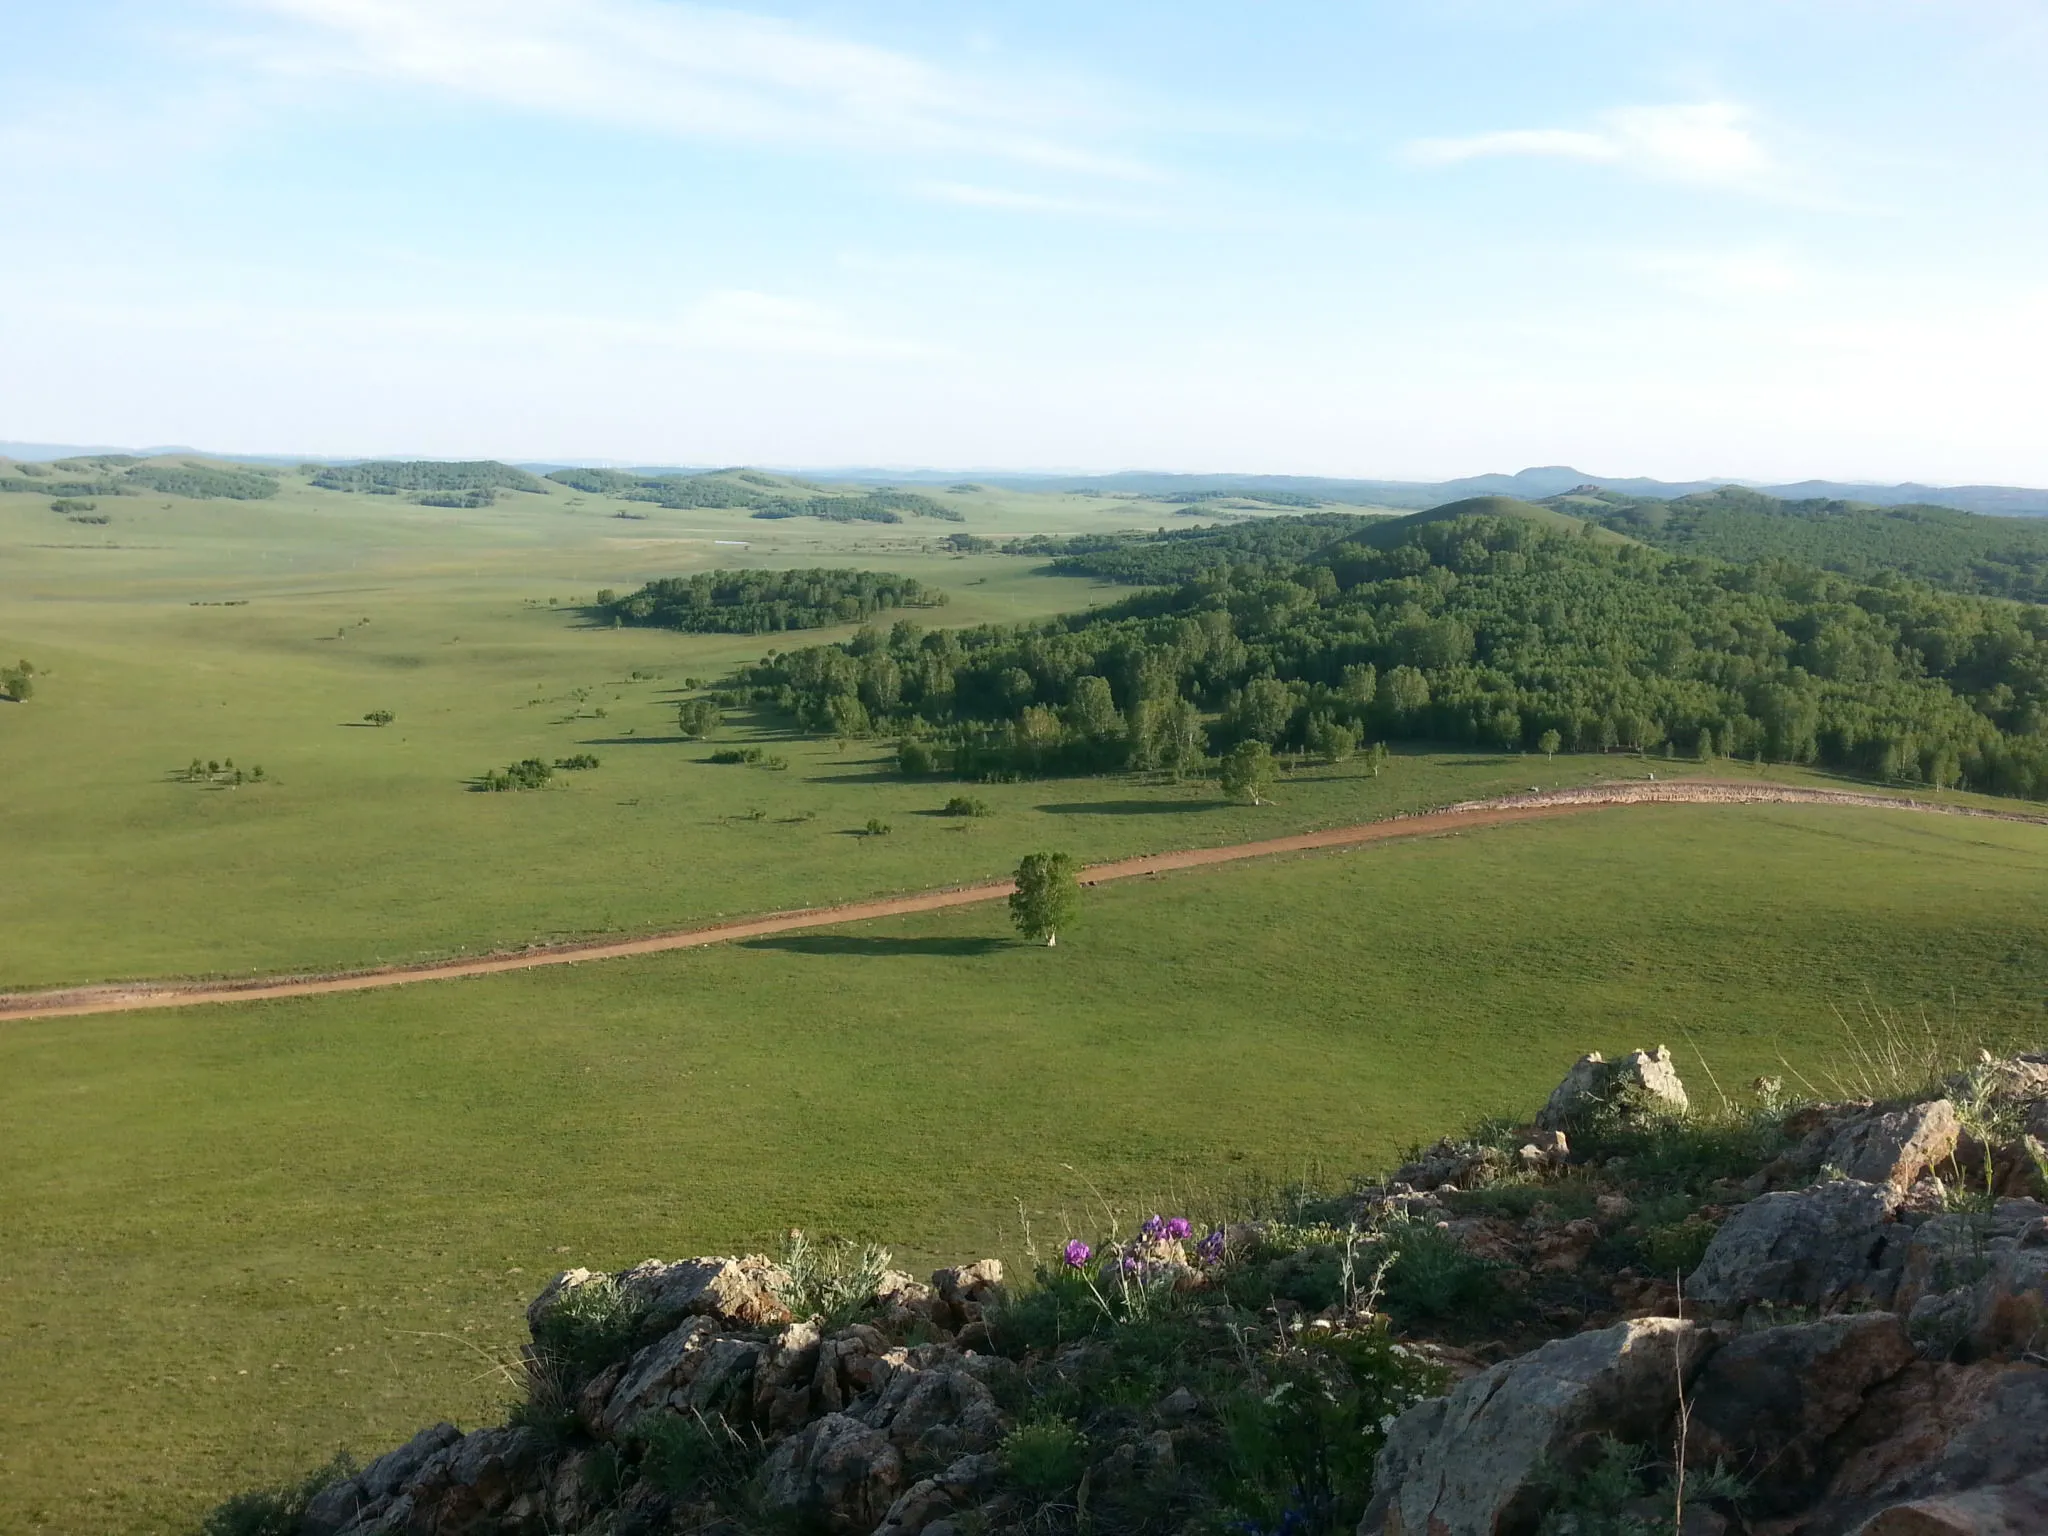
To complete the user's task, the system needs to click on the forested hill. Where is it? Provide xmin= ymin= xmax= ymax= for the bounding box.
xmin=0 ymin=454 xmax=279 ymax=500
xmin=1556 ymin=486 xmax=2048 ymax=603
xmin=544 ymin=467 xmax=963 ymax=523
xmin=745 ymin=510 xmax=2048 ymax=798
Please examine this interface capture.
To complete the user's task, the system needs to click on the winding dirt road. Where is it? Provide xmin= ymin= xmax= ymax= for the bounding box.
xmin=5 ymin=778 xmax=2040 ymax=1023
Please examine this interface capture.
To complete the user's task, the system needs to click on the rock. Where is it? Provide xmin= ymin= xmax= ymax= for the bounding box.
xmin=1596 ymin=1193 xmax=1634 ymax=1221
xmin=1537 ymin=1047 xmax=1690 ymax=1131
xmin=1687 ymin=1178 xmax=1899 ymax=1311
xmin=303 ymin=1422 xmax=464 ymax=1535
xmin=311 ymin=1426 xmax=549 ymax=1536
xmin=929 ymin=1259 xmax=1005 ymax=1327
xmin=758 ymin=1412 xmax=904 ymax=1533
xmin=592 ymin=1316 xmax=716 ymax=1435
xmin=1892 ymin=1201 xmax=2048 ymax=1362
xmin=1393 ymin=1139 xmax=1510 ymax=1192
xmin=616 ymin=1255 xmax=792 ymax=1330
xmin=1359 ymin=1318 xmax=1715 ymax=1535
xmin=1853 ymin=1468 xmax=2048 ymax=1534
xmin=1517 ymin=1130 xmax=1570 ymax=1172
xmin=1809 ymin=1361 xmax=2048 ymax=1532
xmin=873 ymin=1270 xmax=939 ymax=1329
xmin=871 ymin=1452 xmax=1001 ymax=1536
xmin=1684 ymin=1312 xmax=1917 ymax=1514
xmin=1826 ymin=1101 xmax=1962 ymax=1191
xmin=524 ymin=1267 xmax=600 ymax=1335
xmin=1443 ymin=1216 xmax=1521 ymax=1264
xmin=1156 ymin=1385 xmax=1202 ymax=1420
xmin=856 ymin=1356 xmax=1006 ymax=1461
xmin=1531 ymin=1217 xmax=1601 ymax=1274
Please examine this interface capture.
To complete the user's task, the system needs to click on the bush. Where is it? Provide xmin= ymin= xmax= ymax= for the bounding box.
xmin=1000 ymin=1415 xmax=1087 ymax=1497
xmin=773 ymin=1229 xmax=894 ymax=1329
xmin=898 ymin=738 xmax=938 ymax=775
xmin=864 ymin=817 xmax=891 ymax=836
xmin=363 ymin=709 xmax=394 ymax=726
xmin=942 ymin=795 xmax=990 ymax=817
xmin=553 ymin=753 xmax=600 ymax=770
xmin=478 ymin=758 xmax=553 ymax=791
xmin=634 ymin=1410 xmax=760 ymax=1499
xmin=708 ymin=747 xmax=762 ymax=765
xmin=200 ymin=1454 xmax=354 ymax=1536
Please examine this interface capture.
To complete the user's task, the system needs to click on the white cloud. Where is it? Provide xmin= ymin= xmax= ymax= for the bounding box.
xmin=1630 ymin=247 xmax=1806 ymax=300
xmin=224 ymin=0 xmax=1151 ymax=178
xmin=1404 ymin=101 xmax=1773 ymax=186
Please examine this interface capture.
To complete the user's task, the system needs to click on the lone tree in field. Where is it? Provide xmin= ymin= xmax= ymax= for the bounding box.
xmin=1219 ymin=740 xmax=1275 ymax=805
xmin=1538 ymin=728 xmax=1562 ymax=761
xmin=1009 ymin=852 xmax=1080 ymax=947
xmin=676 ymin=698 xmax=721 ymax=738
xmin=363 ymin=709 xmax=394 ymax=726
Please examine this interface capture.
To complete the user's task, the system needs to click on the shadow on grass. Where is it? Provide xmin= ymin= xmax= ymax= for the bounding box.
xmin=739 ymin=935 xmax=1011 ymax=957
xmin=1034 ymin=799 xmax=1226 ymax=816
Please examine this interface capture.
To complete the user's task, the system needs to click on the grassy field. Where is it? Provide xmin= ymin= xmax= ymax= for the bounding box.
xmin=4 ymin=801 xmax=2047 ymax=1533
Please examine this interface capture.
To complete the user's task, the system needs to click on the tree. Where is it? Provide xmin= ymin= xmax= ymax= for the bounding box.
xmin=1 ymin=659 xmax=35 ymax=701
xmin=676 ymin=699 xmax=721 ymax=738
xmin=1537 ymin=728 xmax=1562 ymax=760
xmin=898 ymin=738 xmax=937 ymax=775
xmin=1009 ymin=851 xmax=1080 ymax=946
xmin=1219 ymin=740 xmax=1275 ymax=805
xmin=1147 ymin=697 xmax=1205 ymax=782
xmin=363 ymin=709 xmax=394 ymax=727
xmin=1363 ymin=741 xmax=1391 ymax=778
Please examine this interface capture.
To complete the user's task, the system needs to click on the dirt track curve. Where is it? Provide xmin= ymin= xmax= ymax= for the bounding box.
xmin=6 ymin=779 xmax=2041 ymax=1023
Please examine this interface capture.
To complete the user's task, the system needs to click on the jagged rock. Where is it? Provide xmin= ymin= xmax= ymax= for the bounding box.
xmin=856 ymin=1355 xmax=1006 ymax=1461
xmin=616 ymin=1254 xmax=792 ymax=1330
xmin=1443 ymin=1216 xmax=1521 ymax=1263
xmin=1892 ymin=1200 xmax=2048 ymax=1362
xmin=870 ymin=1451 xmax=1001 ymax=1536
xmin=758 ymin=1412 xmax=904 ymax=1533
xmin=1687 ymin=1178 xmax=1900 ymax=1311
xmin=753 ymin=1318 xmax=824 ymax=1432
xmin=309 ymin=1425 xmax=549 ymax=1536
xmin=1393 ymin=1139 xmax=1510 ymax=1192
xmin=591 ymin=1317 xmax=760 ymax=1435
xmin=929 ymin=1259 xmax=1005 ymax=1328
xmin=1853 ymin=1468 xmax=2048 ymax=1534
xmin=1684 ymin=1313 xmax=1917 ymax=1514
xmin=1359 ymin=1318 xmax=1715 ymax=1536
xmin=1953 ymin=1130 xmax=2048 ymax=1199
xmin=524 ymin=1267 xmax=599 ymax=1335
xmin=1803 ymin=1361 xmax=2048 ymax=1533
xmin=1826 ymin=1100 xmax=1962 ymax=1191
xmin=303 ymin=1423 xmax=464 ymax=1535
xmin=873 ymin=1270 xmax=938 ymax=1329
xmin=1537 ymin=1047 xmax=1689 ymax=1131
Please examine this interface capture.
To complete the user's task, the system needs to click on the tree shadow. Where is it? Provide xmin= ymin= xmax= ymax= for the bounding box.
xmin=1033 ymin=799 xmax=1227 ymax=815
xmin=739 ymin=935 xmax=1011 ymax=957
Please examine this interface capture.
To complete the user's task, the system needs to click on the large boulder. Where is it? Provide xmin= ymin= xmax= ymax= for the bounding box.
xmin=1826 ymin=1101 xmax=1962 ymax=1192
xmin=1852 ymin=1468 xmax=2048 ymax=1534
xmin=1687 ymin=1178 xmax=1900 ymax=1312
xmin=1684 ymin=1313 xmax=1917 ymax=1514
xmin=871 ymin=1451 xmax=1002 ymax=1536
xmin=303 ymin=1423 xmax=464 ymax=1536
xmin=758 ymin=1412 xmax=904 ymax=1533
xmin=1893 ymin=1200 xmax=2048 ymax=1362
xmin=1537 ymin=1047 xmax=1689 ymax=1131
xmin=1359 ymin=1318 xmax=1714 ymax=1535
xmin=616 ymin=1254 xmax=792 ymax=1330
xmin=854 ymin=1355 xmax=1007 ymax=1462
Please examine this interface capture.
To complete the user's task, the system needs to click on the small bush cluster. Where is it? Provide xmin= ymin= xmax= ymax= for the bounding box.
xmin=180 ymin=756 xmax=265 ymax=786
xmin=942 ymin=795 xmax=991 ymax=817
xmin=477 ymin=758 xmax=554 ymax=792
xmin=553 ymin=753 xmax=601 ymax=771
xmin=707 ymin=747 xmax=787 ymax=770
xmin=2 ymin=658 xmax=36 ymax=701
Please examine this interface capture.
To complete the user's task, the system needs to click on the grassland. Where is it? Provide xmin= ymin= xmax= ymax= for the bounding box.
xmin=5 ymin=801 xmax=2048 ymax=1532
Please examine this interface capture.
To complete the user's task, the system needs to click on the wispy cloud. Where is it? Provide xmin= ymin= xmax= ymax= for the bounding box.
xmin=1404 ymin=101 xmax=1773 ymax=186
xmin=1630 ymin=247 xmax=1807 ymax=300
xmin=223 ymin=0 xmax=1152 ymax=179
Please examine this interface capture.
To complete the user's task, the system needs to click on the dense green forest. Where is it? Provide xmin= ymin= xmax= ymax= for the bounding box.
xmin=1039 ymin=513 xmax=1377 ymax=583
xmin=543 ymin=468 xmax=963 ymax=522
xmin=1562 ymin=486 xmax=2048 ymax=603
xmin=740 ymin=511 xmax=2048 ymax=796
xmin=309 ymin=460 xmax=548 ymax=497
xmin=596 ymin=568 xmax=948 ymax=634
xmin=0 ymin=457 xmax=277 ymax=500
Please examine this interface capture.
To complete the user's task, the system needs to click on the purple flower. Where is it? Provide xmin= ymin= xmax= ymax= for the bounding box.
xmin=1063 ymin=1239 xmax=1092 ymax=1269
xmin=1164 ymin=1217 xmax=1192 ymax=1241
xmin=1196 ymin=1229 xmax=1227 ymax=1266
xmin=1121 ymin=1254 xmax=1143 ymax=1275
xmin=1140 ymin=1214 xmax=1167 ymax=1241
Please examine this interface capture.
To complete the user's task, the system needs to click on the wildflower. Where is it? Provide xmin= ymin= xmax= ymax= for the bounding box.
xmin=1140 ymin=1214 xmax=1167 ymax=1241
xmin=1196 ymin=1229 xmax=1227 ymax=1266
xmin=1164 ymin=1216 xmax=1192 ymax=1241
xmin=1062 ymin=1239 xmax=1091 ymax=1269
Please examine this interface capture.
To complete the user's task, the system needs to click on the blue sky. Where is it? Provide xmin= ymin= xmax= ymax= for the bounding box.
xmin=3 ymin=1 xmax=2045 ymax=481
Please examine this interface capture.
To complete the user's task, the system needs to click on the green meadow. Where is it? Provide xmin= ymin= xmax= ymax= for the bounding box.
xmin=5 ymin=803 xmax=2048 ymax=1533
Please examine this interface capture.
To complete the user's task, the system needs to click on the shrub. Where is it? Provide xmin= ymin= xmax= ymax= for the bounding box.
xmin=898 ymin=738 xmax=937 ymax=775
xmin=633 ymin=1410 xmax=760 ymax=1499
xmin=1000 ymin=1415 xmax=1087 ymax=1497
xmin=362 ymin=709 xmax=394 ymax=726
xmin=200 ymin=1454 xmax=354 ymax=1536
xmin=1 ymin=659 xmax=36 ymax=701
xmin=773 ymin=1229 xmax=893 ymax=1329
xmin=478 ymin=758 xmax=553 ymax=791
xmin=708 ymin=747 xmax=762 ymax=765
xmin=942 ymin=795 xmax=990 ymax=817
xmin=864 ymin=817 xmax=891 ymax=837
xmin=553 ymin=753 xmax=600 ymax=770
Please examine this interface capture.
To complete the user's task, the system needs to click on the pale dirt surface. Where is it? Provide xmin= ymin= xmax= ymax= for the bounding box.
xmin=4 ymin=778 xmax=2039 ymax=1022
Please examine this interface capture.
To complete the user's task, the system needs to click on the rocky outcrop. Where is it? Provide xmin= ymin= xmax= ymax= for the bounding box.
xmin=246 ymin=1046 xmax=2048 ymax=1536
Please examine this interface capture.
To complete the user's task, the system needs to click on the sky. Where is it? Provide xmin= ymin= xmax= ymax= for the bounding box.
xmin=2 ymin=0 xmax=2045 ymax=482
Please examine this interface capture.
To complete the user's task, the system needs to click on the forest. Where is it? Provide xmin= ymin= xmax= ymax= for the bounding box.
xmin=596 ymin=568 xmax=949 ymax=634
xmin=1567 ymin=486 xmax=2048 ymax=603
xmin=542 ymin=468 xmax=963 ymax=522
xmin=740 ymin=511 xmax=2048 ymax=796
xmin=0 ymin=458 xmax=278 ymax=500
xmin=309 ymin=460 xmax=549 ymax=496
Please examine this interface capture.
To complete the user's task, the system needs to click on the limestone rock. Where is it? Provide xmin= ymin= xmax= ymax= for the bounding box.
xmin=303 ymin=1423 xmax=463 ymax=1536
xmin=1687 ymin=1178 xmax=1899 ymax=1311
xmin=524 ymin=1267 xmax=600 ymax=1336
xmin=758 ymin=1412 xmax=904 ymax=1533
xmin=856 ymin=1356 xmax=1006 ymax=1461
xmin=870 ymin=1451 xmax=1001 ymax=1536
xmin=1826 ymin=1101 xmax=1962 ymax=1191
xmin=309 ymin=1425 xmax=548 ymax=1536
xmin=591 ymin=1318 xmax=760 ymax=1436
xmin=1537 ymin=1047 xmax=1689 ymax=1131
xmin=929 ymin=1259 xmax=1005 ymax=1327
xmin=616 ymin=1254 xmax=792 ymax=1330
xmin=1531 ymin=1217 xmax=1601 ymax=1274
xmin=1685 ymin=1312 xmax=1917 ymax=1514
xmin=1359 ymin=1317 xmax=1714 ymax=1536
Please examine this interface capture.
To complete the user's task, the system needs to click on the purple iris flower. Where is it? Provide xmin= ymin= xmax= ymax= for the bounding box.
xmin=1063 ymin=1239 xmax=1091 ymax=1268
xmin=1140 ymin=1214 xmax=1167 ymax=1241
xmin=1196 ymin=1229 xmax=1227 ymax=1266
xmin=1164 ymin=1217 xmax=1192 ymax=1241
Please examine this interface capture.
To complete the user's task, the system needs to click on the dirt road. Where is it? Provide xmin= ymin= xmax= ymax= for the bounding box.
xmin=4 ymin=778 xmax=2036 ymax=1022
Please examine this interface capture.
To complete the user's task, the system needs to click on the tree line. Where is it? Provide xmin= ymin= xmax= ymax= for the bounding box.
xmin=735 ymin=512 xmax=2048 ymax=797
xmin=310 ymin=460 xmax=548 ymax=497
xmin=597 ymin=569 xmax=949 ymax=634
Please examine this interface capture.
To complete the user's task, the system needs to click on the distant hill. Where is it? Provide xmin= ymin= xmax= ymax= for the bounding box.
xmin=543 ymin=467 xmax=963 ymax=523
xmin=1552 ymin=485 xmax=2048 ymax=604
xmin=1354 ymin=495 xmax=1634 ymax=546
xmin=0 ymin=453 xmax=278 ymax=500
